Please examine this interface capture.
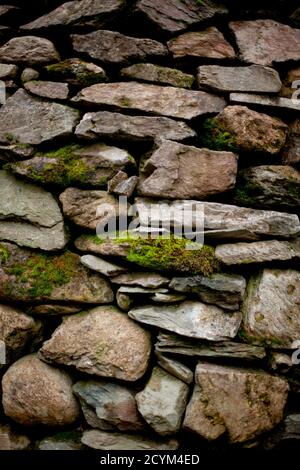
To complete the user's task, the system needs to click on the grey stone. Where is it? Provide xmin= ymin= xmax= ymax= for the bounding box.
xmin=0 ymin=63 xmax=18 ymax=80
xmin=128 ymin=301 xmax=242 ymax=341
xmin=118 ymin=286 xmax=168 ymax=295
xmin=0 ymin=171 xmax=67 ymax=251
xmin=71 ymin=30 xmax=167 ymax=66
xmin=282 ymin=414 xmax=300 ymax=441
xmin=242 ymin=269 xmax=300 ymax=348
xmin=0 ymin=423 xmax=30 ymax=450
xmin=197 ymin=65 xmax=281 ymax=93
xmin=116 ymin=291 xmax=133 ymax=312
xmin=0 ymin=36 xmax=60 ymax=65
xmin=169 ymin=273 xmax=246 ymax=311
xmin=268 ymin=352 xmax=293 ymax=373
xmin=0 ymin=144 xmax=35 ymax=160
xmin=72 ymin=82 xmax=226 ymax=120
xmin=136 ymin=367 xmax=189 ymax=435
xmin=156 ymin=353 xmax=193 ymax=384
xmin=75 ymin=111 xmax=196 ymax=143
xmin=151 ymin=293 xmax=186 ymax=303
xmin=45 ymin=58 xmax=107 ymax=87
xmin=0 ymin=89 xmax=79 ymax=145
xmin=21 ymin=68 xmax=39 ymax=83
xmin=38 ymin=433 xmax=83 ymax=451
xmin=108 ymin=173 xmax=138 ymax=197
xmin=121 ymin=63 xmax=194 ymax=88
xmin=80 ymin=255 xmax=127 ymax=277
xmin=230 ymin=92 xmax=300 ymax=112
xmin=24 ymin=80 xmax=69 ymax=100
xmin=111 ymin=272 xmax=169 ymax=289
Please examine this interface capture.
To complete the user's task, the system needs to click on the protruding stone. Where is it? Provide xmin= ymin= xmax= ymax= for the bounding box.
xmin=24 ymin=80 xmax=69 ymax=100
xmin=72 ymin=82 xmax=226 ymax=120
xmin=2 ymin=354 xmax=80 ymax=426
xmin=230 ymin=92 xmax=300 ymax=112
xmin=116 ymin=291 xmax=133 ymax=312
xmin=0 ymin=423 xmax=30 ymax=450
xmin=45 ymin=58 xmax=107 ymax=87
xmin=108 ymin=172 xmax=138 ymax=197
xmin=21 ymin=68 xmax=39 ymax=83
xmin=111 ymin=272 xmax=169 ymax=288
xmin=121 ymin=63 xmax=194 ymax=88
xmin=80 ymin=255 xmax=127 ymax=277
xmin=156 ymin=353 xmax=193 ymax=384
xmin=0 ymin=36 xmax=60 ymax=65
xmin=39 ymin=306 xmax=152 ymax=381
xmin=0 ymin=63 xmax=18 ymax=80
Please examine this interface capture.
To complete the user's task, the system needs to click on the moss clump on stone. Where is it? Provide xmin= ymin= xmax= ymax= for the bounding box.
xmin=45 ymin=60 xmax=107 ymax=87
xmin=201 ymin=118 xmax=237 ymax=152
xmin=0 ymin=244 xmax=10 ymax=263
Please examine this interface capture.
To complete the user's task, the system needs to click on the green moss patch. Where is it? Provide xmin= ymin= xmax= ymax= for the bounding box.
xmin=201 ymin=117 xmax=237 ymax=152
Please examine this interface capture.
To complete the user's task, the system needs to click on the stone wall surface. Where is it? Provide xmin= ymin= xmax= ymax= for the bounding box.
xmin=0 ymin=0 xmax=299 ymax=451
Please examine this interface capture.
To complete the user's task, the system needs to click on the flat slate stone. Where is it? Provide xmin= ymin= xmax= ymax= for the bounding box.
xmin=216 ymin=239 xmax=300 ymax=266
xmin=156 ymin=353 xmax=194 ymax=384
xmin=197 ymin=65 xmax=281 ymax=93
xmin=22 ymin=0 xmax=126 ymax=30
xmin=24 ymin=80 xmax=69 ymax=100
xmin=168 ymin=28 xmax=235 ymax=60
xmin=242 ymin=269 xmax=300 ymax=348
xmin=111 ymin=272 xmax=169 ymax=288
xmin=135 ymin=0 xmax=228 ymax=35
xmin=230 ymin=20 xmax=300 ymax=66
xmin=120 ymin=63 xmax=194 ymax=88
xmin=71 ymin=30 xmax=167 ymax=66
xmin=0 ymin=89 xmax=79 ymax=145
xmin=138 ymin=140 xmax=238 ymax=199
xmin=45 ymin=58 xmax=107 ymax=87
xmin=0 ymin=36 xmax=60 ymax=65
xmin=75 ymin=111 xmax=196 ymax=143
xmin=72 ymin=82 xmax=226 ymax=120
xmin=80 ymin=255 xmax=127 ymax=277
xmin=0 ymin=171 xmax=67 ymax=251
xmin=230 ymin=92 xmax=300 ymax=112
xmin=128 ymin=301 xmax=242 ymax=341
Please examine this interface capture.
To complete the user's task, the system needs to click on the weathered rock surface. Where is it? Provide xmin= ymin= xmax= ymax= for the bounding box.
xmin=2 ymin=354 xmax=80 ymax=426
xmin=24 ymin=80 xmax=69 ymax=100
xmin=138 ymin=140 xmax=238 ymax=199
xmin=230 ymin=92 xmax=300 ymax=112
xmin=234 ymin=165 xmax=300 ymax=210
xmin=45 ymin=58 xmax=107 ymax=87
xmin=129 ymin=301 xmax=241 ymax=341
xmin=111 ymin=272 xmax=169 ymax=288
xmin=21 ymin=68 xmax=39 ymax=83
xmin=283 ymin=134 xmax=300 ymax=164
xmin=108 ymin=173 xmax=138 ymax=197
xmin=281 ymin=414 xmax=300 ymax=442
xmin=121 ymin=63 xmax=194 ymax=88
xmin=27 ymin=304 xmax=81 ymax=316
xmin=0 ymin=243 xmax=113 ymax=304
xmin=75 ymin=111 xmax=196 ymax=143
xmin=8 ymin=143 xmax=134 ymax=188
xmin=156 ymin=353 xmax=193 ymax=384
xmin=168 ymin=28 xmax=235 ymax=60
xmin=0 ymin=36 xmax=60 ymax=65
xmin=151 ymin=292 xmax=186 ymax=303
xmin=242 ymin=269 xmax=300 ymax=348
xmin=71 ymin=30 xmax=167 ymax=66
xmin=156 ymin=333 xmax=266 ymax=361
xmin=135 ymin=198 xmax=300 ymax=240
xmin=39 ymin=306 xmax=151 ymax=381
xmin=0 ymin=171 xmax=67 ymax=251
xmin=73 ymin=380 xmax=144 ymax=431
xmin=169 ymin=273 xmax=246 ymax=311
xmin=82 ymin=429 xmax=179 ymax=450
xmin=197 ymin=65 xmax=281 ymax=93
xmin=0 ymin=304 xmax=42 ymax=365
xmin=183 ymin=363 xmax=289 ymax=443
xmin=204 ymin=105 xmax=287 ymax=154
xmin=80 ymin=255 xmax=127 ymax=277
xmin=72 ymin=82 xmax=226 ymax=120
xmin=136 ymin=367 xmax=189 ymax=435
xmin=216 ymin=239 xmax=300 ymax=266
xmin=0 ymin=89 xmax=79 ymax=145
xmin=37 ymin=433 xmax=83 ymax=451
xmin=230 ymin=20 xmax=300 ymax=66
xmin=0 ymin=63 xmax=18 ymax=80
xmin=22 ymin=0 xmax=126 ymax=30
xmin=0 ymin=423 xmax=30 ymax=450
xmin=59 ymin=188 xmax=128 ymax=230
xmin=116 ymin=291 xmax=133 ymax=312
xmin=135 ymin=0 xmax=228 ymax=35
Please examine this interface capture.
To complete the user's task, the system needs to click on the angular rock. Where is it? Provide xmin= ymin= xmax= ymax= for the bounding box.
xmin=8 ymin=143 xmax=134 ymax=188
xmin=169 ymin=273 xmax=246 ymax=311
xmin=0 ymin=144 xmax=35 ymax=161
xmin=0 ymin=423 xmax=30 ymax=450
xmin=0 ymin=5 xmax=20 ymax=22
xmin=24 ymin=80 xmax=69 ymax=100
xmin=230 ymin=92 xmax=300 ymax=112
xmin=45 ymin=58 xmax=107 ymax=87
xmin=268 ymin=352 xmax=293 ymax=374
xmin=80 ymin=255 xmax=127 ymax=277
xmin=37 ymin=432 xmax=83 ymax=451
xmin=72 ymin=82 xmax=226 ymax=120
xmin=0 ymin=89 xmax=79 ymax=145
xmin=230 ymin=20 xmax=300 ymax=66
xmin=151 ymin=292 xmax=186 ymax=303
xmin=203 ymin=105 xmax=287 ymax=154
xmin=0 ymin=243 xmax=114 ymax=304
xmin=71 ymin=30 xmax=167 ymax=66
xmin=75 ymin=111 xmax=196 ymax=143
xmin=2 ymin=354 xmax=80 ymax=426
xmin=82 ymin=429 xmax=179 ymax=450
xmin=135 ymin=0 xmax=228 ymax=35
xmin=73 ymin=380 xmax=144 ymax=431
xmin=59 ymin=188 xmax=128 ymax=230
xmin=0 ymin=171 xmax=67 ymax=251
xmin=39 ymin=306 xmax=151 ymax=381
xmin=136 ymin=367 xmax=189 ymax=435
xmin=111 ymin=272 xmax=169 ymax=288
xmin=216 ymin=239 xmax=300 ymax=266
xmin=234 ymin=165 xmax=300 ymax=210
xmin=197 ymin=65 xmax=281 ymax=93
xmin=118 ymin=286 xmax=168 ymax=295
xmin=121 ymin=63 xmax=194 ymax=89
xmin=0 ymin=304 xmax=42 ymax=366
xmin=138 ymin=140 xmax=238 ymax=199
xmin=21 ymin=68 xmax=39 ymax=83
xmin=168 ymin=28 xmax=235 ymax=61
xmin=0 ymin=36 xmax=60 ymax=65
xmin=22 ymin=0 xmax=126 ymax=30
xmin=183 ymin=363 xmax=289 ymax=443
xmin=116 ymin=291 xmax=133 ymax=312
xmin=0 ymin=63 xmax=18 ymax=80
xmin=135 ymin=198 xmax=300 ymax=240
xmin=156 ymin=353 xmax=193 ymax=384
xmin=129 ymin=301 xmax=241 ymax=341
xmin=108 ymin=173 xmax=138 ymax=197
xmin=156 ymin=332 xmax=266 ymax=361
xmin=242 ymin=269 xmax=300 ymax=348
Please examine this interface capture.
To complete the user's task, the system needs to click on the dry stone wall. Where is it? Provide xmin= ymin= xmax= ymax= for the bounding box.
xmin=0 ymin=0 xmax=299 ymax=450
